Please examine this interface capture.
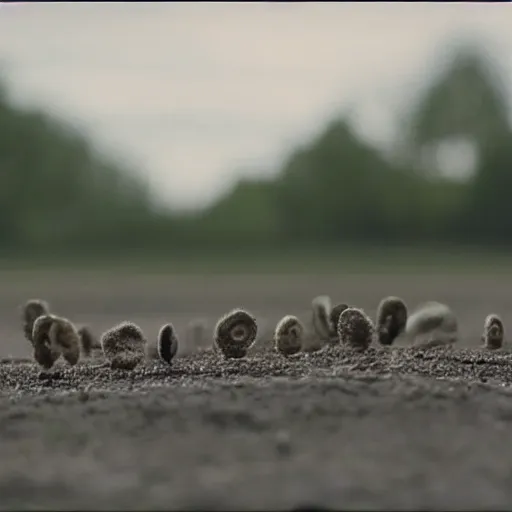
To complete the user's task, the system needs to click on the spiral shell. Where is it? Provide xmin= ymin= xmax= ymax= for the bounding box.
xmin=214 ymin=309 xmax=258 ymax=359
xmin=482 ymin=313 xmax=504 ymax=350
xmin=274 ymin=315 xmax=304 ymax=357
xmin=158 ymin=323 xmax=179 ymax=365
xmin=100 ymin=321 xmax=147 ymax=370
xmin=376 ymin=296 xmax=408 ymax=346
xmin=22 ymin=299 xmax=50 ymax=346
xmin=337 ymin=307 xmax=375 ymax=352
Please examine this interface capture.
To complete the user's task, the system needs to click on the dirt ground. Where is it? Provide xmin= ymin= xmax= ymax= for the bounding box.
xmin=2 ymin=271 xmax=512 ymax=510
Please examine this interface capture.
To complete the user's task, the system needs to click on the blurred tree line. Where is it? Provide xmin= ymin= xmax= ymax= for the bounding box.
xmin=1 ymin=43 xmax=512 ymax=260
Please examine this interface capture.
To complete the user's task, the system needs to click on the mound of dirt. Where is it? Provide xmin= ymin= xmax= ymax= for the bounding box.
xmin=1 ymin=344 xmax=511 ymax=396
xmin=1 ymin=345 xmax=512 ymax=510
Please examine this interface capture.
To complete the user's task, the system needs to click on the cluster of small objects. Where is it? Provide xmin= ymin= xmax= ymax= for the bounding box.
xmin=20 ymin=299 xmax=179 ymax=372
xmin=4 ymin=339 xmax=512 ymax=399
xmin=308 ymin=295 xmax=506 ymax=354
xmin=4 ymin=295 xmax=507 ymax=389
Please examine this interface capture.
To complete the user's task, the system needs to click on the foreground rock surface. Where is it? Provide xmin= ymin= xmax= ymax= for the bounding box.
xmin=1 ymin=345 xmax=512 ymax=509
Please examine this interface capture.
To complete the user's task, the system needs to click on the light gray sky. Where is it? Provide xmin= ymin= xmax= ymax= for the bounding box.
xmin=1 ymin=2 xmax=511 ymax=210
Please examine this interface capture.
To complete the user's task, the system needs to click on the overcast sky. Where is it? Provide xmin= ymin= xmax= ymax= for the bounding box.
xmin=1 ymin=2 xmax=511 ymax=210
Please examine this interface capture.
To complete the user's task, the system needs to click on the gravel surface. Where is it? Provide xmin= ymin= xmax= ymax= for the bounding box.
xmin=2 ymin=343 xmax=512 ymax=510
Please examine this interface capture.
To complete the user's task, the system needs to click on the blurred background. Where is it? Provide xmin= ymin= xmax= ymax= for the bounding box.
xmin=1 ymin=3 xmax=512 ymax=356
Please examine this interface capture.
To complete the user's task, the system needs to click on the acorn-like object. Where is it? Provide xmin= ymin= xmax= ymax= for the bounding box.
xmin=157 ymin=323 xmax=179 ymax=365
xmin=376 ymin=296 xmax=408 ymax=346
xmin=482 ymin=314 xmax=504 ymax=350
xmin=21 ymin=299 xmax=50 ymax=345
xmin=77 ymin=325 xmax=101 ymax=357
xmin=337 ymin=307 xmax=375 ymax=352
xmin=100 ymin=321 xmax=147 ymax=370
xmin=329 ymin=303 xmax=349 ymax=341
xmin=32 ymin=314 xmax=61 ymax=370
xmin=311 ymin=295 xmax=332 ymax=341
xmin=214 ymin=308 xmax=258 ymax=359
xmin=274 ymin=315 xmax=304 ymax=357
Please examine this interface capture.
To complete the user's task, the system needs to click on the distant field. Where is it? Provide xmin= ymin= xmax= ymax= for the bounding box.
xmin=2 ymin=246 xmax=512 ymax=275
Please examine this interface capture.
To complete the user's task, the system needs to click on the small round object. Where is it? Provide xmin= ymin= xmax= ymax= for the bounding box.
xmin=214 ymin=309 xmax=258 ymax=359
xmin=158 ymin=323 xmax=179 ymax=365
xmin=328 ymin=303 xmax=349 ymax=341
xmin=50 ymin=317 xmax=81 ymax=366
xmin=100 ymin=321 xmax=147 ymax=370
xmin=376 ymin=296 xmax=408 ymax=346
xmin=337 ymin=307 xmax=374 ymax=352
xmin=406 ymin=301 xmax=458 ymax=339
xmin=32 ymin=314 xmax=61 ymax=369
xmin=22 ymin=299 xmax=50 ymax=345
xmin=483 ymin=313 xmax=504 ymax=350
xmin=275 ymin=315 xmax=304 ymax=356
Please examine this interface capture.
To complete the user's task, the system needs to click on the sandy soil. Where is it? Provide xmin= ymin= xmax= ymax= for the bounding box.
xmin=1 ymin=271 xmax=512 ymax=510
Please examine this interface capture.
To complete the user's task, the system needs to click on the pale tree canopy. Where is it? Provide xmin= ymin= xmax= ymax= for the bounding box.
xmin=402 ymin=44 xmax=510 ymax=180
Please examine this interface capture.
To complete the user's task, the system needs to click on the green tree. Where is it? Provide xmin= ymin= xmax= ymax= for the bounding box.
xmin=466 ymin=134 xmax=512 ymax=246
xmin=402 ymin=43 xmax=510 ymax=164
xmin=192 ymin=177 xmax=280 ymax=249
xmin=275 ymin=119 xmax=428 ymax=245
xmin=0 ymin=72 xmax=162 ymax=255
